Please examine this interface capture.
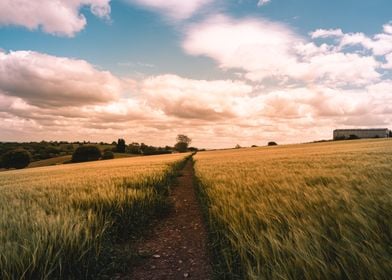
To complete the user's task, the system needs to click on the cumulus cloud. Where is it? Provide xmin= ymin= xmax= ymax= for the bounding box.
xmin=126 ymin=0 xmax=212 ymax=20
xmin=139 ymin=74 xmax=253 ymax=120
xmin=183 ymin=15 xmax=382 ymax=86
xmin=183 ymin=15 xmax=302 ymax=81
xmin=0 ymin=0 xmax=111 ymax=36
xmin=312 ymin=26 xmax=392 ymax=56
xmin=0 ymin=51 xmax=123 ymax=107
xmin=1 ymin=66 xmax=392 ymax=147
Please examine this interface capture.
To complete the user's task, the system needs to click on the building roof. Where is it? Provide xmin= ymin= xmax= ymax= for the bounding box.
xmin=334 ymin=128 xmax=389 ymax=131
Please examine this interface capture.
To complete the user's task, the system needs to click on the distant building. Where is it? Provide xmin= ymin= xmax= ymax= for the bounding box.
xmin=333 ymin=128 xmax=390 ymax=140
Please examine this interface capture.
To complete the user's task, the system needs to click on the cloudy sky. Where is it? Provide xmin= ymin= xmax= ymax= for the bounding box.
xmin=0 ymin=0 xmax=391 ymax=148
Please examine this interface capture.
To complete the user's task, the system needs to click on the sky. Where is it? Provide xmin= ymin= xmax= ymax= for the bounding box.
xmin=0 ymin=0 xmax=391 ymax=148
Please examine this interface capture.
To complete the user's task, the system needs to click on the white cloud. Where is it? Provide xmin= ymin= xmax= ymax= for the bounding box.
xmin=310 ymin=28 xmax=344 ymax=38
xmin=139 ymin=74 xmax=253 ymax=120
xmin=313 ymin=26 xmax=392 ymax=56
xmin=0 ymin=51 xmax=123 ymax=107
xmin=183 ymin=15 xmax=302 ymax=81
xmin=257 ymin=0 xmax=271 ymax=7
xmin=0 ymin=0 xmax=111 ymax=37
xmin=383 ymin=22 xmax=392 ymax=34
xmin=126 ymin=0 xmax=213 ymax=20
xmin=382 ymin=53 xmax=392 ymax=69
xmin=183 ymin=15 xmax=381 ymax=86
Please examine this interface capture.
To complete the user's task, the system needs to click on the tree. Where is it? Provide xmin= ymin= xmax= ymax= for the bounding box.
xmin=102 ymin=150 xmax=114 ymax=160
xmin=268 ymin=141 xmax=278 ymax=146
xmin=72 ymin=146 xmax=101 ymax=163
xmin=128 ymin=142 xmax=141 ymax=154
xmin=1 ymin=149 xmax=31 ymax=169
xmin=116 ymin=138 xmax=126 ymax=153
xmin=175 ymin=134 xmax=192 ymax=153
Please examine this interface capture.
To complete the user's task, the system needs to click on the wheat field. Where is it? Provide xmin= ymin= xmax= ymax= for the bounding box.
xmin=0 ymin=153 xmax=188 ymax=280
xmin=194 ymin=139 xmax=392 ymax=279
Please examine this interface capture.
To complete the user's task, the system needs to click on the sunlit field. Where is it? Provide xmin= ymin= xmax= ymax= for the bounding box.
xmin=0 ymin=153 xmax=189 ymax=280
xmin=194 ymin=139 xmax=392 ymax=279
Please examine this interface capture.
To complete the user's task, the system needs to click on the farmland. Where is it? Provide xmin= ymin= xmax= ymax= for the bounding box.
xmin=194 ymin=139 xmax=392 ymax=279
xmin=0 ymin=153 xmax=189 ymax=279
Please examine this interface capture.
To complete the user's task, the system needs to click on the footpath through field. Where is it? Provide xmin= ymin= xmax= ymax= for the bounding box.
xmin=120 ymin=158 xmax=213 ymax=280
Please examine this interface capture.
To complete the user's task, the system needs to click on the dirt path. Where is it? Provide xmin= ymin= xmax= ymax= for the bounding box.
xmin=120 ymin=159 xmax=213 ymax=280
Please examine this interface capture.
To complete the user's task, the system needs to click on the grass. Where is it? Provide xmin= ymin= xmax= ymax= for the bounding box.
xmin=27 ymin=155 xmax=72 ymax=168
xmin=0 ymin=153 xmax=189 ymax=280
xmin=194 ymin=139 xmax=392 ymax=279
xmin=26 ymin=153 xmax=138 ymax=169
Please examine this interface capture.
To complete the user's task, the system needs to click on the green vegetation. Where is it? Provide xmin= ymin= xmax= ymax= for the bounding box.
xmin=1 ymin=149 xmax=31 ymax=169
xmin=0 ymin=153 xmax=189 ymax=279
xmin=0 ymin=140 xmax=178 ymax=167
xmin=194 ymin=139 xmax=392 ymax=279
xmin=28 ymin=155 xmax=72 ymax=168
xmin=102 ymin=150 xmax=115 ymax=160
xmin=72 ymin=145 xmax=102 ymax=163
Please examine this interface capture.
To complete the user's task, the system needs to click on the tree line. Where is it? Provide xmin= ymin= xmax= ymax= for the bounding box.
xmin=0 ymin=135 xmax=195 ymax=169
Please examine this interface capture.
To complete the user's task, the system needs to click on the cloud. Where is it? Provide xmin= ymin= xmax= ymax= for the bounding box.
xmin=1 ymin=67 xmax=392 ymax=147
xmin=383 ymin=53 xmax=392 ymax=69
xmin=313 ymin=26 xmax=392 ymax=56
xmin=0 ymin=0 xmax=111 ymax=36
xmin=310 ymin=28 xmax=344 ymax=38
xmin=183 ymin=15 xmax=302 ymax=81
xmin=383 ymin=22 xmax=392 ymax=34
xmin=126 ymin=0 xmax=213 ymax=20
xmin=0 ymin=51 xmax=123 ymax=107
xmin=257 ymin=0 xmax=271 ymax=6
xmin=139 ymin=74 xmax=253 ymax=120
xmin=183 ymin=15 xmax=382 ymax=86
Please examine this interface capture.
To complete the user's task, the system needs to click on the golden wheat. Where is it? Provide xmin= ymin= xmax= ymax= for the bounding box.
xmin=194 ymin=139 xmax=392 ymax=279
xmin=0 ymin=153 xmax=189 ymax=280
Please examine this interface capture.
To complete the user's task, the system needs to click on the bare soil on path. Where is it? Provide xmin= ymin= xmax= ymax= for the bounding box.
xmin=120 ymin=159 xmax=213 ymax=280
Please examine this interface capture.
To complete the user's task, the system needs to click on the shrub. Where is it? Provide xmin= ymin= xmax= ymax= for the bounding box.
xmin=348 ymin=134 xmax=360 ymax=140
xmin=268 ymin=141 xmax=278 ymax=146
xmin=102 ymin=150 xmax=114 ymax=160
xmin=72 ymin=146 xmax=101 ymax=163
xmin=1 ymin=149 xmax=31 ymax=169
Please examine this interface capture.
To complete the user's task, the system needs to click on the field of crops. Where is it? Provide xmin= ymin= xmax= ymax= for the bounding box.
xmin=194 ymin=139 xmax=392 ymax=279
xmin=0 ymin=153 xmax=188 ymax=279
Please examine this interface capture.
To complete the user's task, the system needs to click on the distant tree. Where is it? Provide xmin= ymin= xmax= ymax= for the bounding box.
xmin=102 ymin=150 xmax=114 ymax=160
xmin=1 ymin=149 xmax=31 ymax=169
xmin=235 ymin=144 xmax=241 ymax=149
xmin=389 ymin=131 xmax=392 ymax=137
xmin=188 ymin=147 xmax=198 ymax=152
xmin=175 ymin=134 xmax=192 ymax=153
xmin=116 ymin=139 xmax=126 ymax=153
xmin=128 ymin=142 xmax=141 ymax=154
xmin=251 ymin=145 xmax=258 ymax=147
xmin=72 ymin=146 xmax=101 ymax=163
xmin=268 ymin=142 xmax=278 ymax=146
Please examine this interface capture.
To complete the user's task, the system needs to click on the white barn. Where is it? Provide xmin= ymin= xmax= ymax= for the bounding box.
xmin=333 ymin=128 xmax=390 ymax=140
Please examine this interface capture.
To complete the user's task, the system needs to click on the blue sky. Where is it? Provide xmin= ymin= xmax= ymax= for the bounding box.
xmin=0 ymin=0 xmax=391 ymax=147
xmin=1 ymin=0 xmax=391 ymax=78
